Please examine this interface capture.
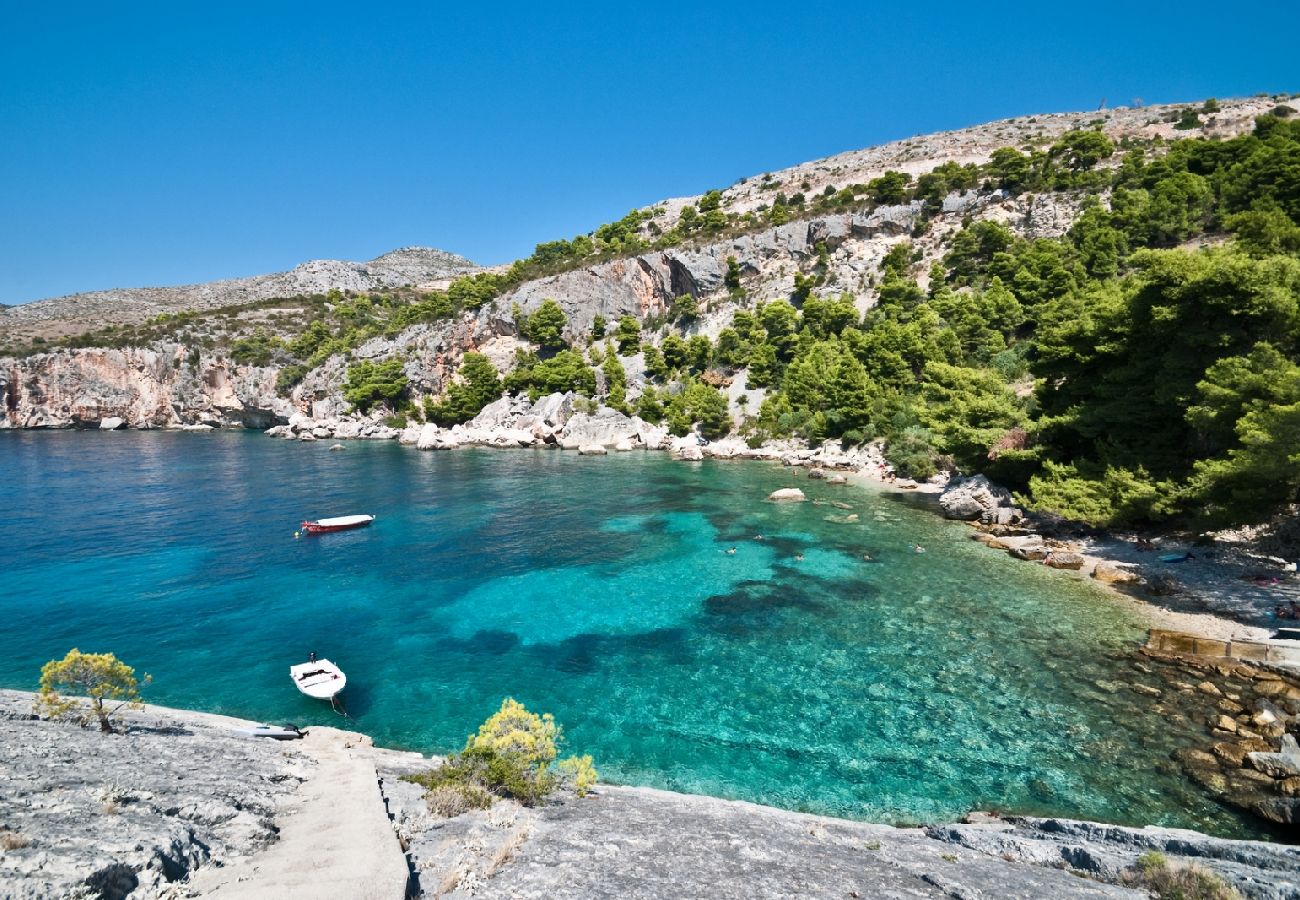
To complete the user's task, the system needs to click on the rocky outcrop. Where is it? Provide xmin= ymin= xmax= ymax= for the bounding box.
xmin=0 ymin=691 xmax=311 ymax=899
xmin=768 ymin=487 xmax=807 ymax=501
xmin=1 ymin=347 xmax=292 ymax=429
xmin=939 ymin=474 xmax=1015 ymax=523
xmin=380 ymin=767 xmax=1300 ymax=900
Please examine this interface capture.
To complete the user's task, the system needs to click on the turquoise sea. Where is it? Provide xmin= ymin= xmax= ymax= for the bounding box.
xmin=0 ymin=431 xmax=1269 ymax=837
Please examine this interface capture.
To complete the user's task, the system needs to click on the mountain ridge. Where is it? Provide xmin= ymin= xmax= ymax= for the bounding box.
xmin=0 ymin=246 xmax=480 ymax=344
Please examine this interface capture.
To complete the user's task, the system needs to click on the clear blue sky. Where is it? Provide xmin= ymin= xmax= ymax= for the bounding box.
xmin=2 ymin=1 xmax=1294 ymax=304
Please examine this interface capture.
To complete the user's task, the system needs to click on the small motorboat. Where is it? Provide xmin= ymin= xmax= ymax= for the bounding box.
xmin=300 ymin=514 xmax=375 ymax=535
xmin=290 ymin=658 xmax=347 ymax=700
xmin=1159 ymin=552 xmax=1195 ymax=563
xmin=234 ymin=723 xmax=304 ymax=741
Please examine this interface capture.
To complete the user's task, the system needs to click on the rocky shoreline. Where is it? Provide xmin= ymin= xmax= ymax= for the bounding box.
xmin=2 ymin=690 xmax=1297 ymax=899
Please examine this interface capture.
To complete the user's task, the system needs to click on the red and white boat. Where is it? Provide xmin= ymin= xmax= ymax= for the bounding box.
xmin=299 ymin=514 xmax=375 ymax=535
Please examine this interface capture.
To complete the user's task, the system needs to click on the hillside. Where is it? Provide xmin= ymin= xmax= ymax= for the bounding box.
xmin=0 ymin=246 xmax=480 ymax=345
xmin=4 ymin=92 xmax=1300 ymax=530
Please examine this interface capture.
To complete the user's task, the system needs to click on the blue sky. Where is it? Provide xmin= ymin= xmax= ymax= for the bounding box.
xmin=2 ymin=2 xmax=1295 ymax=304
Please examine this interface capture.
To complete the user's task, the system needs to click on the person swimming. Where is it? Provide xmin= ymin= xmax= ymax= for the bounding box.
xmin=914 ymin=544 xmax=926 ymax=554
xmin=794 ymin=553 xmax=805 ymax=562
xmin=726 ymin=547 xmax=737 ymax=555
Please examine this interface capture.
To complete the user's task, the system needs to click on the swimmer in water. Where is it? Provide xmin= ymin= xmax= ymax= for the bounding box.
xmin=914 ymin=544 xmax=925 ymax=554
xmin=726 ymin=547 xmax=737 ymax=555
xmin=795 ymin=553 xmax=805 ymax=562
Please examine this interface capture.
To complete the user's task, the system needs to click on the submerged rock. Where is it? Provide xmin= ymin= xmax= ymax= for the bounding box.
xmin=768 ymin=488 xmax=806 ymax=502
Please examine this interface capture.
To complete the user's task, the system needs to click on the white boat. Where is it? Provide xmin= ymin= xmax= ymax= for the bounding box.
xmin=300 ymin=514 xmax=375 ymax=535
xmin=290 ymin=658 xmax=347 ymax=699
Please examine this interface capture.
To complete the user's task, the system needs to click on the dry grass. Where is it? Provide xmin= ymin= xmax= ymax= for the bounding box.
xmin=425 ymin=784 xmax=493 ymax=819
xmin=1 ymin=832 xmax=31 ymax=851
xmin=1125 ymin=852 xmax=1242 ymax=900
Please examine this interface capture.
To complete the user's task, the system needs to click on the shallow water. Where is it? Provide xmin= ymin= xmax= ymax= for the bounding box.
xmin=0 ymin=431 xmax=1265 ymax=836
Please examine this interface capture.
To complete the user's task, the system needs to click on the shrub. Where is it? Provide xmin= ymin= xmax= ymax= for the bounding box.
xmin=403 ymin=698 xmax=598 ymax=814
xmin=343 ymin=359 xmax=408 ymax=413
xmin=1125 ymin=851 xmax=1241 ymax=900
xmin=36 ymin=649 xmax=149 ymax=734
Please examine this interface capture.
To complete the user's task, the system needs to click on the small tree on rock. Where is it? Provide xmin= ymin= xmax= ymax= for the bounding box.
xmin=37 ymin=649 xmax=149 ymax=733
xmin=526 ymin=299 xmax=568 ymax=352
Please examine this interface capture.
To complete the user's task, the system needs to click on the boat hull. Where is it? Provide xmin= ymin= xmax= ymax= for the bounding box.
xmin=301 ymin=514 xmax=375 ymax=534
xmin=289 ymin=659 xmax=347 ymax=699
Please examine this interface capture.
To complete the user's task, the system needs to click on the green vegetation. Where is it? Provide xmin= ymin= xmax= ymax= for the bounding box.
xmin=343 ymin=359 xmax=408 ymax=413
xmin=402 ymin=698 xmax=597 ymax=815
xmin=729 ymin=114 xmax=1300 ymax=529
xmin=37 ymin=649 xmax=149 ymax=734
xmin=423 ymin=352 xmax=503 ymax=425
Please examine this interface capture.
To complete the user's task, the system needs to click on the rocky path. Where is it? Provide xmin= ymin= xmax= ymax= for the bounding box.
xmin=187 ymin=727 xmax=410 ymax=900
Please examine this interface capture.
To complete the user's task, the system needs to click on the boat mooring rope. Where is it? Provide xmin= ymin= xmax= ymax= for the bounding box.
xmin=331 ymin=694 xmax=354 ymax=722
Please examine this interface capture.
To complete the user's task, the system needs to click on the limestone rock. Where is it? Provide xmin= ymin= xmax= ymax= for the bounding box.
xmin=98 ymin=416 xmax=126 ymax=430
xmin=1092 ymin=563 xmax=1141 ymax=585
xmin=939 ymin=474 xmax=1013 ymax=523
xmin=558 ymin=409 xmax=640 ymax=450
xmin=415 ymin=423 xmax=442 ymax=450
xmin=578 ymin=444 xmax=608 ymax=456
xmin=1247 ymin=734 xmax=1300 ymax=778
xmin=768 ymin=488 xmax=806 ymax=502
xmin=613 ymin=439 xmax=634 ymax=452
xmin=1045 ymin=551 xmax=1085 ymax=570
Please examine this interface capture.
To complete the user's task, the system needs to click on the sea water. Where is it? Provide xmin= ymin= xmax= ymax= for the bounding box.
xmin=0 ymin=431 xmax=1267 ymax=836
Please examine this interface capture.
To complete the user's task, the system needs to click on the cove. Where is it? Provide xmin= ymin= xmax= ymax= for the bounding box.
xmin=0 ymin=430 xmax=1265 ymax=837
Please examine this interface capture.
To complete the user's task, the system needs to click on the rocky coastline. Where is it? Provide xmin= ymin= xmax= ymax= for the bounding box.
xmin=2 ymin=689 xmax=1297 ymax=899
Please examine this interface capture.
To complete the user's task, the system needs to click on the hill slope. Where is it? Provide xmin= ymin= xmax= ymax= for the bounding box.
xmin=0 ymin=246 xmax=480 ymax=344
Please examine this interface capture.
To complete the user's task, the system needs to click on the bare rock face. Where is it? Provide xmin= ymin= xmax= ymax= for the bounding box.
xmin=939 ymin=474 xmax=1013 ymax=522
xmin=0 ymin=691 xmax=310 ymax=900
xmin=557 ymin=409 xmax=642 ymax=450
xmin=1 ymin=348 xmax=292 ymax=429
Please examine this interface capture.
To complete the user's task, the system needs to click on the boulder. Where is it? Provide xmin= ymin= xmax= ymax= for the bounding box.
xmin=938 ymin=474 xmax=1013 ymax=523
xmin=328 ymin=443 xmax=346 ymax=452
xmin=1011 ymin=546 xmax=1049 ymax=561
xmin=1093 ymin=563 xmax=1141 ymax=585
xmin=532 ymin=392 xmax=575 ymax=428
xmin=1044 ymin=551 xmax=1085 ymax=570
xmin=578 ymin=444 xmax=608 ymax=456
xmin=311 ymin=425 xmax=333 ymax=439
xmin=826 ymin=474 xmax=848 ymax=485
xmin=613 ymin=439 xmax=634 ymax=452
xmin=768 ymin=488 xmax=806 ymax=502
xmin=298 ymin=432 xmax=317 ymax=441
xmin=559 ymin=409 xmax=639 ymax=450
xmin=398 ymin=425 xmax=421 ymax=445
xmin=415 ymin=423 xmax=441 ymax=451
xmin=99 ymin=416 xmax=126 ymax=430
xmin=1248 ymin=734 xmax=1300 ymax=779
xmin=808 ymin=467 xmax=828 ymax=480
